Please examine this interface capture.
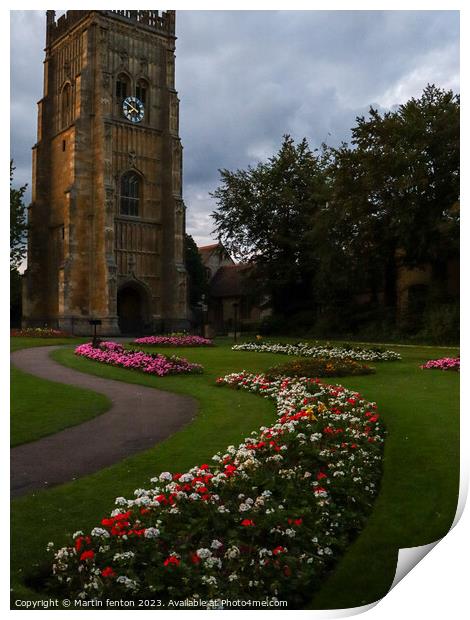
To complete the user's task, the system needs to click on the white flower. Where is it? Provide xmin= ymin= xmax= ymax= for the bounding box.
xmin=116 ymin=575 xmax=139 ymax=591
xmin=211 ymin=539 xmax=223 ymax=550
xmin=158 ymin=472 xmax=173 ymax=482
xmin=144 ymin=527 xmax=160 ymax=539
xmin=91 ymin=527 xmax=110 ymax=538
xmin=225 ymin=546 xmax=240 ymax=559
xmin=196 ymin=548 xmax=212 ymax=560
xmin=113 ymin=551 xmax=135 ymax=562
xmin=201 ymin=575 xmax=217 ymax=586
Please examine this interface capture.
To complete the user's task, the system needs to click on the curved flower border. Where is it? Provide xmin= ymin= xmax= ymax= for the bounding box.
xmin=49 ymin=371 xmax=385 ymax=606
xmin=232 ymin=342 xmax=401 ymax=361
xmin=75 ymin=341 xmax=203 ymax=376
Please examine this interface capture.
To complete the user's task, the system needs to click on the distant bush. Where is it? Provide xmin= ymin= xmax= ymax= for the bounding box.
xmin=265 ymin=357 xmax=375 ymax=379
xmin=420 ymin=303 xmax=459 ymax=345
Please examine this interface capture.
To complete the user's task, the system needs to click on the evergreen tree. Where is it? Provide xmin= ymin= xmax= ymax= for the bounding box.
xmin=184 ymin=233 xmax=207 ymax=306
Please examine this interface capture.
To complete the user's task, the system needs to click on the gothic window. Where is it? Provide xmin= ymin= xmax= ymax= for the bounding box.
xmin=116 ymin=73 xmax=130 ymax=102
xmin=136 ymin=78 xmax=148 ymax=105
xmin=120 ymin=172 xmax=141 ymax=217
xmin=60 ymin=82 xmax=72 ymax=129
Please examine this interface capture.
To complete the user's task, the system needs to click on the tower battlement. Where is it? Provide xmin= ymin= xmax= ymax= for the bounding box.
xmin=46 ymin=10 xmax=175 ymax=46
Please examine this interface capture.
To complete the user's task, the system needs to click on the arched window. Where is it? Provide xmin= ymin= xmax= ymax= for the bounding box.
xmin=120 ymin=172 xmax=141 ymax=217
xmin=136 ymin=78 xmax=148 ymax=105
xmin=116 ymin=73 xmax=130 ymax=103
xmin=61 ymin=82 xmax=72 ymax=129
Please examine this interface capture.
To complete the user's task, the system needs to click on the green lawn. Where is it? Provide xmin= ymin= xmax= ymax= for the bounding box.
xmin=10 ymin=339 xmax=459 ymax=608
xmin=10 ymin=336 xmax=87 ymax=352
xmin=10 ymin=366 xmax=110 ymax=446
xmin=11 ymin=337 xmax=109 ymax=446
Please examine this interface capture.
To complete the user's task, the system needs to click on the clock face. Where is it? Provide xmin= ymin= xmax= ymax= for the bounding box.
xmin=122 ymin=96 xmax=144 ymax=123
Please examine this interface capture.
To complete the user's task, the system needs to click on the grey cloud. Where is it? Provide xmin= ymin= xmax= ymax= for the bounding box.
xmin=11 ymin=10 xmax=459 ymax=245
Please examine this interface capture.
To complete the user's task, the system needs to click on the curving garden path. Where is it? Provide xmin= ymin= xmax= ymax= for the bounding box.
xmin=11 ymin=345 xmax=197 ymax=498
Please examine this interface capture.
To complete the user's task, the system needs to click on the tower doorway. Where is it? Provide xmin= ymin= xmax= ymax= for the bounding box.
xmin=117 ymin=282 xmax=148 ymax=335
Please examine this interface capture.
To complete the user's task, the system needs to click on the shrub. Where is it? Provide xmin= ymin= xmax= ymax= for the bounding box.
xmin=266 ymin=358 xmax=375 ymax=379
xmin=48 ymin=373 xmax=384 ymax=607
xmin=420 ymin=303 xmax=459 ymax=345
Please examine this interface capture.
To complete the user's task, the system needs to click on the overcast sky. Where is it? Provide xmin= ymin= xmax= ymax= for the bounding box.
xmin=10 ymin=10 xmax=459 ymax=245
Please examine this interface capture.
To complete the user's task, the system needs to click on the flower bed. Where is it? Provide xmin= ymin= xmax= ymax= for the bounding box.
xmin=134 ymin=335 xmax=213 ymax=347
xmin=11 ymin=327 xmax=70 ymax=338
xmin=74 ymin=342 xmax=203 ymax=376
xmin=49 ymin=371 xmax=384 ymax=607
xmin=266 ymin=357 xmax=375 ymax=379
xmin=233 ymin=341 xmax=401 ymax=361
xmin=421 ymin=357 xmax=460 ymax=371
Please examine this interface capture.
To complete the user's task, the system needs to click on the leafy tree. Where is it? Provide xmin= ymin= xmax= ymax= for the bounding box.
xmin=210 ymin=85 xmax=459 ymax=334
xmin=313 ymin=84 xmax=459 ymax=327
xmin=211 ymin=135 xmax=327 ymax=317
xmin=10 ymin=160 xmax=28 ymax=270
xmin=10 ymin=161 xmax=28 ymax=327
xmin=332 ymin=84 xmax=459 ymax=307
xmin=184 ymin=233 xmax=207 ymax=306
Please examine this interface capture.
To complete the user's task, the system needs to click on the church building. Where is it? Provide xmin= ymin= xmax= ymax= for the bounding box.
xmin=23 ymin=10 xmax=188 ymax=335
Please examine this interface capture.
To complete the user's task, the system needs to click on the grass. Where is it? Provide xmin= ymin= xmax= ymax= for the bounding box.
xmin=10 ymin=367 xmax=111 ymax=446
xmin=10 ymin=338 xmax=459 ymax=608
xmin=11 ymin=337 xmax=109 ymax=446
xmin=10 ymin=336 xmax=87 ymax=352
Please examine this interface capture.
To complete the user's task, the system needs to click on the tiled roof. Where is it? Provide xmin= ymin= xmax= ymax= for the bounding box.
xmin=198 ymin=243 xmax=219 ymax=254
xmin=208 ymin=264 xmax=252 ymax=298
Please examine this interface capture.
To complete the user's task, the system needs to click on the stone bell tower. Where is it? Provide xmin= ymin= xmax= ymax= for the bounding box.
xmin=23 ymin=10 xmax=188 ymax=335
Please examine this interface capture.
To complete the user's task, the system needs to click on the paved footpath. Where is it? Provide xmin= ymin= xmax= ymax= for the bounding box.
xmin=11 ymin=345 xmax=197 ymax=498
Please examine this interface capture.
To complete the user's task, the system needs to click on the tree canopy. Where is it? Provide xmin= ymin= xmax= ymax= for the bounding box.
xmin=10 ymin=160 xmax=28 ymax=270
xmin=211 ymin=85 xmax=459 ymax=334
xmin=184 ymin=233 xmax=207 ymax=306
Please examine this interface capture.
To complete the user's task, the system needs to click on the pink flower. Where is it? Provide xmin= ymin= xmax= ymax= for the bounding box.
xmin=74 ymin=342 xmax=203 ymax=376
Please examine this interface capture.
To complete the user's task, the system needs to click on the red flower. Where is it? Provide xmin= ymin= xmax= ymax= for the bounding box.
xmin=241 ymin=519 xmax=255 ymax=527
xmin=224 ymin=464 xmax=237 ymax=476
xmin=199 ymin=464 xmax=210 ymax=470
xmin=273 ymin=546 xmax=285 ymax=556
xmin=190 ymin=552 xmax=201 ymax=564
xmin=101 ymin=566 xmax=115 ymax=578
xmin=80 ymin=550 xmax=95 ymax=561
xmin=316 ymin=472 xmax=327 ymax=480
xmin=163 ymin=556 xmax=180 ymax=567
